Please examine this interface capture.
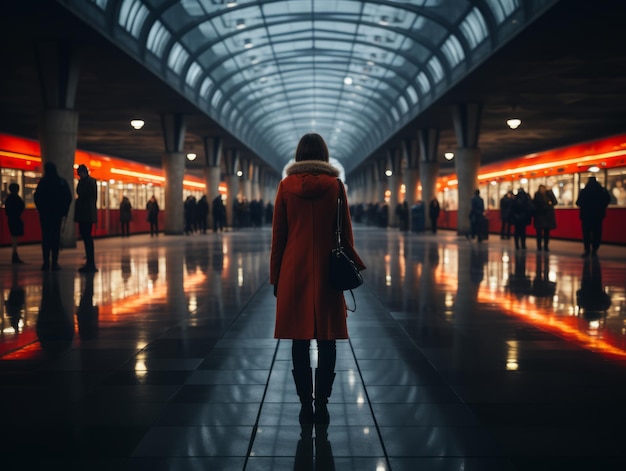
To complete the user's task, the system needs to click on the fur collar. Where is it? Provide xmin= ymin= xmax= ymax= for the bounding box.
xmin=286 ymin=160 xmax=339 ymax=177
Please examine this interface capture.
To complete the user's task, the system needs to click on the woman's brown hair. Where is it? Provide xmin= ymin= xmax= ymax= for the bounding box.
xmin=295 ymin=133 xmax=329 ymax=162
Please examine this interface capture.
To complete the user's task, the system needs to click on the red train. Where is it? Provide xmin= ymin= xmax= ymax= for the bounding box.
xmin=434 ymin=133 xmax=626 ymax=245
xmin=0 ymin=133 xmax=225 ymax=246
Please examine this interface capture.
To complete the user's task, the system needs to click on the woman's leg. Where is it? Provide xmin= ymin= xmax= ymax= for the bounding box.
xmin=292 ymin=340 xmax=313 ymax=424
xmin=315 ymin=340 xmax=336 ymax=424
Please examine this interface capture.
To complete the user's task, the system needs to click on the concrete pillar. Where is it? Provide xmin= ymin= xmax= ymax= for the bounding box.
xmin=161 ymin=113 xmax=186 ymax=235
xmin=418 ymin=128 xmax=440 ymax=233
xmin=163 ymin=152 xmax=185 ymax=234
xmin=36 ymin=41 xmax=80 ymax=248
xmin=452 ymin=103 xmax=483 ymax=236
xmin=455 ymin=147 xmax=481 ymax=235
xmin=224 ymin=174 xmax=239 ymax=228
xmin=39 ymin=109 xmax=79 ymax=248
xmin=202 ymin=136 xmax=223 ymax=203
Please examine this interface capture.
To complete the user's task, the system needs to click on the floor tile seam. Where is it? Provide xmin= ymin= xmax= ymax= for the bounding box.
xmin=346 ymin=334 xmax=393 ymax=471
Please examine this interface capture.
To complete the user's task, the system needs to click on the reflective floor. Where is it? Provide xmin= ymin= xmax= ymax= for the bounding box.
xmin=1 ymin=227 xmax=626 ymax=470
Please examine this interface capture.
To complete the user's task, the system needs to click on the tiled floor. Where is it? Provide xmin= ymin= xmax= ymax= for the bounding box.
xmin=1 ymin=226 xmax=626 ymax=470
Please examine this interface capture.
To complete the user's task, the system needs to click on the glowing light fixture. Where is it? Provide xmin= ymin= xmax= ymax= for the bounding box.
xmin=385 ymin=170 xmax=393 ymax=177
xmin=344 ymin=77 xmax=353 ymax=85
xmin=237 ymin=170 xmax=243 ymax=177
xmin=186 ymin=153 xmax=197 ymax=161
xmin=244 ymin=39 xmax=253 ymax=49
xmin=236 ymin=19 xmax=245 ymax=29
xmin=588 ymin=166 xmax=600 ymax=173
xmin=130 ymin=119 xmax=145 ymax=130
xmin=506 ymin=118 xmax=522 ymax=129
xmin=444 ymin=152 xmax=454 ymax=160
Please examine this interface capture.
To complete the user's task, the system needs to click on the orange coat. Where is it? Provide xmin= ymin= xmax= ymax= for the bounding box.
xmin=270 ymin=161 xmax=365 ymax=340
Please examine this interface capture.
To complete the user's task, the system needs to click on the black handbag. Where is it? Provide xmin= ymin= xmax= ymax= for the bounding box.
xmin=329 ymin=179 xmax=363 ymax=310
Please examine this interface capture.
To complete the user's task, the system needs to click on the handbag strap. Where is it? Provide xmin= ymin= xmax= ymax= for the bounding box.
xmin=335 ymin=178 xmax=344 ymax=250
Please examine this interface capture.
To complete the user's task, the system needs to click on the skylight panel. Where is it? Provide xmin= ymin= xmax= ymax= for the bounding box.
xmin=118 ymin=0 xmax=149 ymax=38
xmin=186 ymin=61 xmax=203 ymax=87
xmin=168 ymin=43 xmax=189 ymax=74
xmin=460 ymin=8 xmax=488 ymax=49
xmin=486 ymin=0 xmax=520 ymax=24
xmin=441 ymin=35 xmax=464 ymax=68
xmin=147 ymin=20 xmax=171 ymax=57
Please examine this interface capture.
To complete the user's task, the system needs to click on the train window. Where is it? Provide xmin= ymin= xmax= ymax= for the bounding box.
xmin=607 ymin=169 xmax=626 ymax=206
xmin=552 ymin=174 xmax=575 ymax=207
xmin=1 ymin=168 xmax=23 ymax=204
xmin=22 ymin=171 xmax=39 ymax=208
xmin=442 ymin=187 xmax=457 ymax=211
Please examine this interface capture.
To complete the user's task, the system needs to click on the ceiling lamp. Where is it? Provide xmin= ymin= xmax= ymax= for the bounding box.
xmin=444 ymin=152 xmax=454 ymax=160
xmin=244 ymin=38 xmax=253 ymax=49
xmin=186 ymin=153 xmax=197 ymax=161
xmin=343 ymin=77 xmax=353 ymax=85
xmin=236 ymin=19 xmax=245 ymax=29
xmin=130 ymin=119 xmax=145 ymax=130
xmin=506 ymin=118 xmax=522 ymax=129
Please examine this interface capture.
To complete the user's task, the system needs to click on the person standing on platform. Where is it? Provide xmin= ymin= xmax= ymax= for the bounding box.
xmin=146 ymin=195 xmax=160 ymax=236
xmin=34 ymin=162 xmax=72 ymax=271
xmin=4 ymin=183 xmax=25 ymax=264
xmin=428 ymin=198 xmax=440 ymax=234
xmin=270 ymin=133 xmax=365 ymax=426
xmin=511 ymin=188 xmax=532 ymax=250
xmin=500 ymin=191 xmax=514 ymax=239
xmin=212 ymin=195 xmax=226 ymax=232
xmin=119 ymin=195 xmax=132 ymax=237
xmin=75 ymin=164 xmax=98 ymax=273
xmin=468 ymin=189 xmax=485 ymax=240
xmin=532 ymin=184 xmax=558 ymax=251
xmin=196 ymin=194 xmax=209 ymax=234
xmin=576 ymin=176 xmax=611 ymax=257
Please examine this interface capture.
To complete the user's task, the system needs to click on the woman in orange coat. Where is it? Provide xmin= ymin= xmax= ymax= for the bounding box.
xmin=270 ymin=133 xmax=365 ymax=425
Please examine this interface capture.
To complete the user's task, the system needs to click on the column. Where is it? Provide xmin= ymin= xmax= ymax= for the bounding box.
xmin=161 ymin=113 xmax=186 ymax=235
xmin=386 ymin=149 xmax=402 ymax=228
xmin=36 ymin=41 xmax=80 ymax=249
xmin=223 ymin=149 xmax=240 ymax=229
xmin=418 ymin=128 xmax=440 ymax=233
xmin=452 ymin=103 xmax=482 ymax=236
xmin=202 ymin=136 xmax=223 ymax=204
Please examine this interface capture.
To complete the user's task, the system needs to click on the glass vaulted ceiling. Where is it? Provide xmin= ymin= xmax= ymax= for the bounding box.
xmin=64 ymin=0 xmax=556 ymax=173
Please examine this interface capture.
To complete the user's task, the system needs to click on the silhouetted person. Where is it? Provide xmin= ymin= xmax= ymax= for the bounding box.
xmin=5 ymin=271 xmax=25 ymax=332
xmin=212 ymin=195 xmax=226 ymax=232
xmin=500 ymin=191 xmax=514 ymax=239
xmin=576 ymin=176 xmax=611 ymax=257
xmin=511 ymin=188 xmax=532 ymax=250
xmin=507 ymin=252 xmax=532 ymax=298
xmin=4 ymin=182 xmax=25 ymax=264
xmin=428 ymin=198 xmax=440 ymax=234
xmin=77 ymin=272 xmax=99 ymax=340
xmin=576 ymin=257 xmax=611 ymax=319
xmin=196 ymin=194 xmax=209 ymax=233
xmin=34 ymin=162 xmax=72 ymax=271
xmin=532 ymin=184 xmax=557 ymax=251
xmin=36 ymin=273 xmax=74 ymax=356
xmin=468 ymin=189 xmax=484 ymax=240
xmin=395 ymin=201 xmax=409 ymax=231
xmin=119 ymin=195 xmax=132 ymax=237
xmin=75 ymin=164 xmax=98 ymax=273
xmin=184 ymin=194 xmax=197 ymax=234
xmin=531 ymin=253 xmax=556 ymax=301
xmin=146 ymin=195 xmax=160 ymax=236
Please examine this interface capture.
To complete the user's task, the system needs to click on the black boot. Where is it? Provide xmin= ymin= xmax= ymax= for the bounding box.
xmin=314 ymin=368 xmax=336 ymax=424
xmin=292 ymin=368 xmax=314 ymax=425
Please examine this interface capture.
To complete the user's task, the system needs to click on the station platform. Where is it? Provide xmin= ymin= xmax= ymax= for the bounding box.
xmin=1 ymin=226 xmax=626 ymax=470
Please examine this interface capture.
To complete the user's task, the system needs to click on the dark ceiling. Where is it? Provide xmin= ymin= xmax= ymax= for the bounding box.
xmin=1 ymin=0 xmax=626 ymax=179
